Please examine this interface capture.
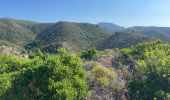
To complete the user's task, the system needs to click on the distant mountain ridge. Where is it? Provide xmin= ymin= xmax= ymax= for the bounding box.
xmin=97 ymin=22 xmax=125 ymax=33
xmin=124 ymin=26 xmax=170 ymax=42
xmin=97 ymin=22 xmax=170 ymax=42
xmin=0 ymin=18 xmax=170 ymax=52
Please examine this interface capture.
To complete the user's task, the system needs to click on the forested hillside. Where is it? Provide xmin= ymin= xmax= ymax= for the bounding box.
xmin=0 ymin=18 xmax=37 ymax=46
xmin=1 ymin=18 xmax=170 ymax=53
xmin=124 ymin=26 xmax=170 ymax=42
xmin=97 ymin=32 xmax=154 ymax=50
xmin=27 ymin=22 xmax=112 ymax=52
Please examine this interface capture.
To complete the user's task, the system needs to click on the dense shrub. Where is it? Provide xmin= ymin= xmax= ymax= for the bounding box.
xmin=127 ymin=40 xmax=170 ymax=99
xmin=80 ymin=48 xmax=98 ymax=60
xmin=85 ymin=62 xmax=126 ymax=99
xmin=0 ymin=48 xmax=87 ymax=100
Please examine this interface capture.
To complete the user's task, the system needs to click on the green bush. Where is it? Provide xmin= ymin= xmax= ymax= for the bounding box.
xmin=128 ymin=40 xmax=170 ymax=99
xmin=90 ymin=63 xmax=116 ymax=87
xmin=0 ymin=48 xmax=87 ymax=100
xmin=80 ymin=48 xmax=98 ymax=60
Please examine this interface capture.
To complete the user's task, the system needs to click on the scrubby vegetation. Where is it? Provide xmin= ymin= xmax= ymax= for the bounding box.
xmin=80 ymin=48 xmax=98 ymax=60
xmin=125 ymin=40 xmax=170 ymax=99
xmin=0 ymin=40 xmax=170 ymax=100
xmin=85 ymin=40 xmax=170 ymax=99
xmin=0 ymin=48 xmax=87 ymax=100
xmin=0 ymin=18 xmax=170 ymax=100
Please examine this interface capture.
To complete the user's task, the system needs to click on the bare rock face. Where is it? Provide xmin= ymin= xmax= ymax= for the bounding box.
xmin=22 ymin=50 xmax=29 ymax=59
xmin=0 ymin=46 xmax=19 ymax=55
xmin=0 ymin=46 xmax=29 ymax=58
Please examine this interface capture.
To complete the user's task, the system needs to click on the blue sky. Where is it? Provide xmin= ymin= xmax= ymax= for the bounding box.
xmin=0 ymin=0 xmax=170 ymax=27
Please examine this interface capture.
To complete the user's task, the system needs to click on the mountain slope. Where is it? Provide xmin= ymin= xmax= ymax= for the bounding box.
xmin=0 ymin=18 xmax=38 ymax=46
xmin=125 ymin=26 xmax=170 ymax=42
xmin=97 ymin=32 xmax=154 ymax=50
xmin=0 ymin=18 xmax=168 ymax=53
xmin=29 ymin=23 xmax=55 ymax=34
xmin=27 ymin=22 xmax=112 ymax=52
xmin=97 ymin=22 xmax=125 ymax=33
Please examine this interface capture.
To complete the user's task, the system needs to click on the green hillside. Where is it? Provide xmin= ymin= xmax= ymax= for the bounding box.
xmin=29 ymin=23 xmax=55 ymax=34
xmin=125 ymin=26 xmax=170 ymax=42
xmin=27 ymin=22 xmax=112 ymax=52
xmin=27 ymin=22 xmax=155 ymax=53
xmin=97 ymin=32 xmax=154 ymax=50
xmin=0 ymin=18 xmax=169 ymax=53
xmin=0 ymin=18 xmax=38 ymax=46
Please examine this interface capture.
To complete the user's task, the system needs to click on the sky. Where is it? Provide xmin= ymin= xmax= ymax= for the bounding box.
xmin=0 ymin=0 xmax=170 ymax=27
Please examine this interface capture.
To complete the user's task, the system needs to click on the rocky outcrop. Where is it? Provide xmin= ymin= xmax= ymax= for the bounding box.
xmin=0 ymin=46 xmax=29 ymax=58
